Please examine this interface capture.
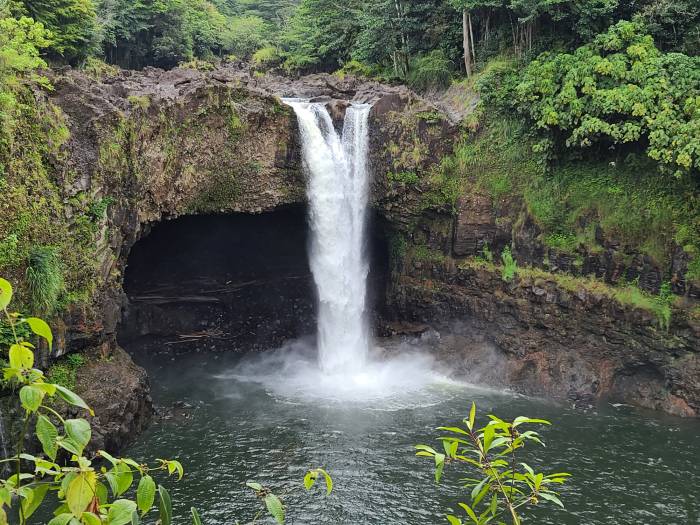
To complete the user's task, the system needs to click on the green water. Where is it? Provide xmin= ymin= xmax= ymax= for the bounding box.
xmin=125 ymin=348 xmax=700 ymax=525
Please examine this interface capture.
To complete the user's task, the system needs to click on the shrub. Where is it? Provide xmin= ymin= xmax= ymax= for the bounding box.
xmin=408 ymin=50 xmax=453 ymax=92
xmin=25 ymin=246 xmax=64 ymax=314
xmin=252 ymin=46 xmax=282 ymax=70
xmin=501 ymin=246 xmax=517 ymax=282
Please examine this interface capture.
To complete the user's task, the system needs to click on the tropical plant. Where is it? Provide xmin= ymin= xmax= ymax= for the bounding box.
xmin=0 ymin=276 xmax=332 ymax=525
xmin=416 ymin=403 xmax=570 ymax=525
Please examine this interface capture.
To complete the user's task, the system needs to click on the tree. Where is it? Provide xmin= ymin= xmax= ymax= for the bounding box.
xmin=19 ymin=0 xmax=98 ymax=64
xmin=512 ymin=21 xmax=700 ymax=177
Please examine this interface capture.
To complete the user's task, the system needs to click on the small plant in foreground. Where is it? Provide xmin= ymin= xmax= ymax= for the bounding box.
xmin=0 ymin=277 xmax=331 ymax=525
xmin=501 ymin=246 xmax=517 ymax=282
xmin=416 ymin=403 xmax=570 ymax=525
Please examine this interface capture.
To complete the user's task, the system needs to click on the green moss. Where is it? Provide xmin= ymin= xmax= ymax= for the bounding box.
xmin=412 ymin=244 xmax=446 ymax=264
xmin=451 ymin=114 xmax=699 ymax=274
xmin=26 ymin=246 xmax=64 ymax=315
xmin=460 ymin=257 xmax=676 ymax=328
xmin=127 ymin=95 xmax=151 ymax=111
xmin=387 ymin=171 xmax=419 ymax=185
xmin=46 ymin=353 xmax=86 ymax=390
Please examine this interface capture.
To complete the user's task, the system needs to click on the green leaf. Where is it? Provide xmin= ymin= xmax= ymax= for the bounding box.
xmin=0 ymin=487 xmax=10 ymax=507
xmin=0 ymin=278 xmax=13 ymax=310
xmin=81 ymin=512 xmax=101 ymax=525
xmin=9 ymin=343 xmax=34 ymax=369
xmin=66 ymin=471 xmax=96 ymax=517
xmin=54 ymin=385 xmax=93 ymax=416
xmin=166 ymin=460 xmax=184 ymax=480
xmin=57 ymin=437 xmax=83 ymax=457
xmin=65 ymin=419 xmax=91 ymax=455
xmin=246 ymin=481 xmax=263 ymax=491
xmin=107 ymin=499 xmax=138 ymax=525
xmin=468 ymin=402 xmax=476 ymax=431
xmin=20 ymin=385 xmax=44 ymax=412
xmin=539 ymin=491 xmax=565 ymax=508
xmin=303 ymin=471 xmax=317 ymax=490
xmin=36 ymin=414 xmax=59 ymax=460
xmin=136 ymin=475 xmax=156 ymax=515
xmin=458 ymin=503 xmax=478 ymax=523
xmin=20 ymin=484 xmax=49 ymax=520
xmin=191 ymin=508 xmax=202 ymax=525
xmin=48 ymin=514 xmax=74 ymax=525
xmin=264 ymin=493 xmax=285 ymax=524
xmin=98 ymin=450 xmax=118 ymax=466
xmin=131 ymin=510 xmax=141 ymax=525
xmin=512 ymin=417 xmax=550 ymax=428
xmin=446 ymin=515 xmax=462 ymax=525
xmin=26 ymin=317 xmax=53 ymax=351
xmin=157 ymin=485 xmax=172 ymax=525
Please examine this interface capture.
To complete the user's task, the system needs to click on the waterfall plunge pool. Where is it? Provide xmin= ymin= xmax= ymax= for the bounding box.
xmin=124 ymin=340 xmax=700 ymax=525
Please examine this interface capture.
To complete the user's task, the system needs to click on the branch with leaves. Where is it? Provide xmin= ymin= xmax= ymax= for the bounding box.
xmin=416 ymin=402 xmax=570 ymax=525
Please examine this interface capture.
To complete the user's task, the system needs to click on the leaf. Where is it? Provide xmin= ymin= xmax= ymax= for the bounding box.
xmin=65 ymin=419 xmax=91 ymax=455
xmin=264 ymin=493 xmax=285 ymax=524
xmin=66 ymin=471 xmax=96 ymax=517
xmin=54 ymin=385 xmax=93 ymax=416
xmin=107 ymin=499 xmax=138 ymax=525
xmin=9 ymin=343 xmax=34 ymax=369
xmin=81 ymin=512 xmax=101 ymax=525
xmin=26 ymin=317 xmax=53 ymax=351
xmin=131 ymin=511 xmax=141 ymax=525
xmin=48 ymin=514 xmax=74 ymax=525
xmin=166 ymin=460 xmax=184 ymax=480
xmin=303 ymin=471 xmax=317 ymax=490
xmin=468 ymin=402 xmax=476 ymax=431
xmin=458 ymin=503 xmax=478 ymax=523
xmin=446 ymin=515 xmax=462 ymax=525
xmin=246 ymin=481 xmax=263 ymax=491
xmin=136 ymin=475 xmax=156 ymax=515
xmin=0 ymin=278 xmax=12 ymax=310
xmin=191 ymin=508 xmax=202 ymax=525
xmin=512 ymin=417 xmax=551 ymax=428
xmin=35 ymin=414 xmax=59 ymax=460
xmin=20 ymin=484 xmax=49 ymax=520
xmin=539 ymin=491 xmax=565 ymax=508
xmin=57 ymin=437 xmax=83 ymax=457
xmin=98 ymin=450 xmax=118 ymax=466
xmin=20 ymin=385 xmax=44 ymax=412
xmin=157 ymin=485 xmax=172 ymax=525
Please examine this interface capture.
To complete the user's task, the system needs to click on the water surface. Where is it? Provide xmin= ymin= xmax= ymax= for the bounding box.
xmin=126 ymin=348 xmax=700 ymax=525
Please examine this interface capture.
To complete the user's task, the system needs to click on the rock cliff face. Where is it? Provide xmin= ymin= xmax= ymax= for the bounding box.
xmin=4 ymin=63 xmax=695 ymax=454
xmin=31 ymin=65 xmax=455 ymax=450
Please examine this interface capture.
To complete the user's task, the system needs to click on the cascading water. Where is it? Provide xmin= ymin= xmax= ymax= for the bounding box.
xmin=232 ymin=99 xmax=440 ymax=401
xmin=284 ymin=100 xmax=372 ymax=373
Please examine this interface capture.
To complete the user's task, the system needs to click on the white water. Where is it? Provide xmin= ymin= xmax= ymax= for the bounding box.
xmin=284 ymin=100 xmax=372 ymax=373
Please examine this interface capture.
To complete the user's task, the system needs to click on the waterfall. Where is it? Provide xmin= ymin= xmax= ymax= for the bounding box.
xmin=284 ymin=100 xmax=372 ymax=374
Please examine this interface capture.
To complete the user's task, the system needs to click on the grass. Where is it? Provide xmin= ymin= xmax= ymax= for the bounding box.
xmin=460 ymin=257 xmax=675 ymax=329
xmin=46 ymin=353 xmax=86 ymax=390
xmin=25 ymin=246 xmax=64 ymax=315
xmin=412 ymin=244 xmax=447 ymax=264
xmin=449 ymin=112 xmax=700 ymax=279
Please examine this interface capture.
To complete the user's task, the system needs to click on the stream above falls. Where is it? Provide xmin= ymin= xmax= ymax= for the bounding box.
xmin=124 ymin=340 xmax=700 ymax=525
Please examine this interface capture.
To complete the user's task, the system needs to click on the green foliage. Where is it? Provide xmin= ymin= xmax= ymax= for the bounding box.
xmin=18 ymin=0 xmax=98 ymax=64
xmin=25 ymin=245 xmax=64 ymax=315
xmin=252 ymin=45 xmax=281 ymax=70
xmin=387 ymin=171 xmax=419 ymax=185
xmin=500 ymin=246 xmax=517 ymax=282
xmin=512 ymin=21 xmax=700 ymax=178
xmin=0 ymin=16 xmax=50 ymax=157
xmin=46 ymin=352 xmax=85 ymax=389
xmin=417 ymin=403 xmax=570 ymax=524
xmin=408 ymin=49 xmax=453 ymax=92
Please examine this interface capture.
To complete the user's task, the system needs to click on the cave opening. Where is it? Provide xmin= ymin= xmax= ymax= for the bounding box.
xmin=118 ymin=205 xmax=390 ymax=354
